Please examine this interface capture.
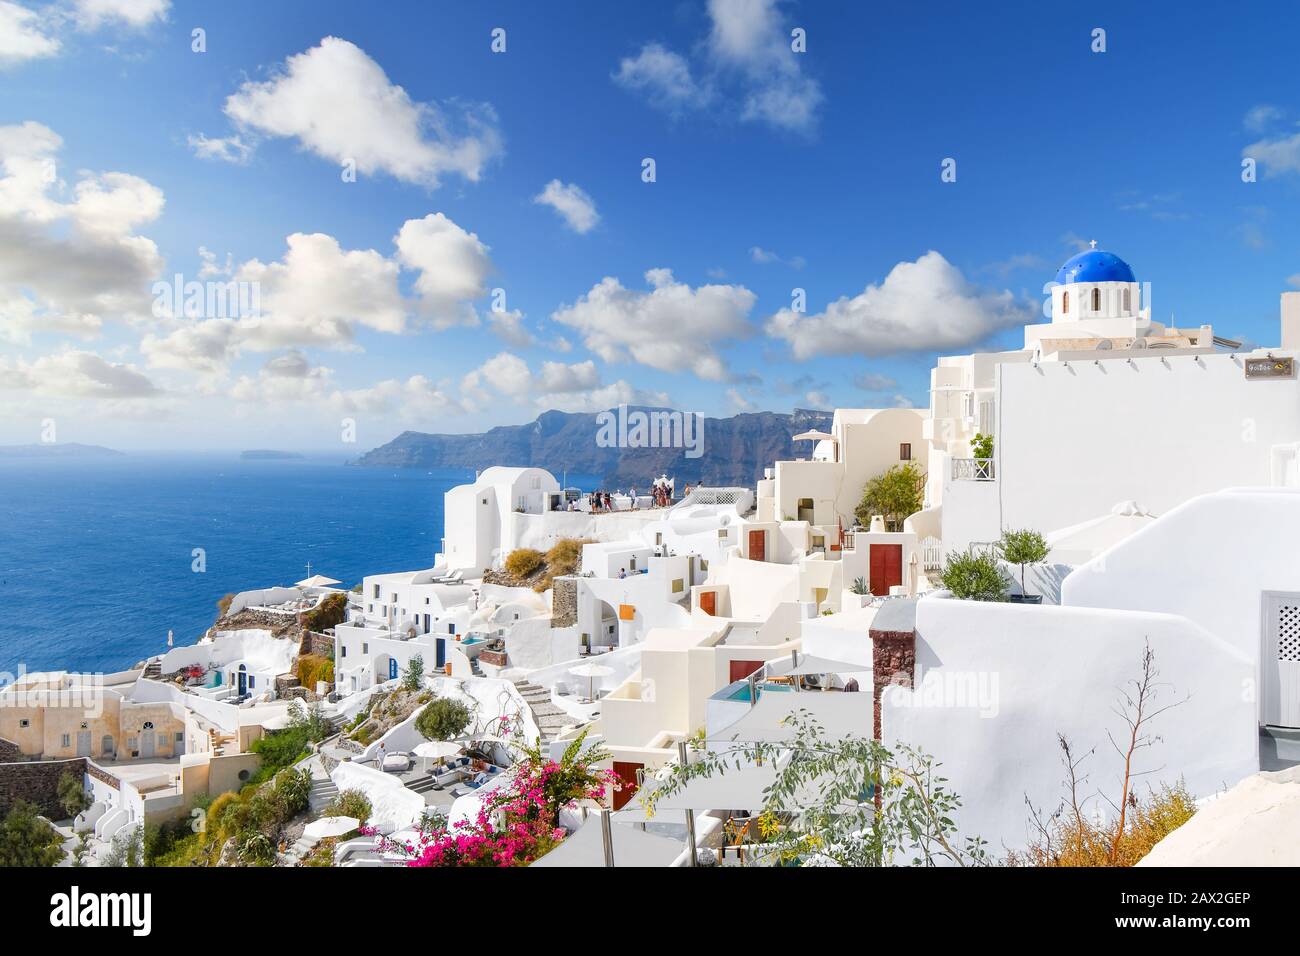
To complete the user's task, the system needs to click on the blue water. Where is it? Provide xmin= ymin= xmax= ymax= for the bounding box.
xmin=0 ymin=455 xmax=596 ymax=675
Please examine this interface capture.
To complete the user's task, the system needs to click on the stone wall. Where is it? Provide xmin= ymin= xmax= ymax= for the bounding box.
xmin=870 ymin=627 xmax=916 ymax=741
xmin=301 ymin=630 xmax=336 ymax=658
xmin=0 ymin=736 xmax=18 ymax=762
xmin=551 ymin=577 xmax=577 ymax=628
xmin=0 ymin=757 xmax=87 ymax=818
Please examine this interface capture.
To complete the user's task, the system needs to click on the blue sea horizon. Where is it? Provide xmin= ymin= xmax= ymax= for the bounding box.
xmin=0 ymin=454 xmax=597 ymax=676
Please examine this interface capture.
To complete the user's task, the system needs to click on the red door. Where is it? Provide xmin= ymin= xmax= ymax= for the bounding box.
xmin=699 ymin=591 xmax=716 ymax=616
xmin=612 ymin=761 xmax=643 ymax=810
xmin=729 ymin=659 xmax=765 ymax=684
xmin=869 ymin=544 xmax=903 ymax=597
xmin=748 ymin=529 xmax=765 ymax=562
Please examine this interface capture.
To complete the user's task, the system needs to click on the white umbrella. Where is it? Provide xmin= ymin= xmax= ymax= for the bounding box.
xmin=792 ymin=429 xmax=835 ymax=443
xmin=569 ymin=662 xmax=615 ymax=701
xmin=413 ymin=740 xmax=463 ymax=760
xmin=297 ymin=574 xmax=342 ymax=588
xmin=166 ymin=629 xmax=173 ymax=648
xmin=304 ymin=815 xmax=359 ymax=840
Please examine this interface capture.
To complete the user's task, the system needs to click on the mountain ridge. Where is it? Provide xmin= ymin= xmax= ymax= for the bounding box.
xmin=350 ymin=406 xmax=834 ymax=486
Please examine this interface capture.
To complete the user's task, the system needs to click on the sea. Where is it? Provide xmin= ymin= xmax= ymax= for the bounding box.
xmin=0 ymin=454 xmax=597 ymax=677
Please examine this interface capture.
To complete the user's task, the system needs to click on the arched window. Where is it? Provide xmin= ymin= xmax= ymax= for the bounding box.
xmin=1092 ymin=288 xmax=1101 ymax=312
xmin=1062 ymin=290 xmax=1069 ymax=314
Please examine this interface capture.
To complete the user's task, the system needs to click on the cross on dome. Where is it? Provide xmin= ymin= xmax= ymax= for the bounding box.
xmin=1089 ymin=239 xmax=1097 ymax=249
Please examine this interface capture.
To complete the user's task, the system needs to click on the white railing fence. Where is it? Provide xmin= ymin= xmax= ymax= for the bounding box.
xmin=951 ymin=458 xmax=996 ymax=481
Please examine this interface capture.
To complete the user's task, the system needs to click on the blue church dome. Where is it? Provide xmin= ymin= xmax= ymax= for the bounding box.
xmin=1055 ymin=248 xmax=1136 ymax=284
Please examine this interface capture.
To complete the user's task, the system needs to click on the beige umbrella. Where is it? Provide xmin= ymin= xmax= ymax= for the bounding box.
xmin=297 ymin=574 xmax=342 ymax=588
xmin=569 ymin=662 xmax=615 ymax=701
xmin=792 ymin=429 xmax=835 ymax=443
xmin=304 ymin=816 xmax=360 ymax=840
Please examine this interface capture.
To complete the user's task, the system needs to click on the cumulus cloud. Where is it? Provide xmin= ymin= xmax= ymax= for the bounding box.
xmin=612 ymin=43 xmax=710 ymax=113
xmin=456 ymin=351 xmax=668 ymax=414
xmin=1244 ymin=130 xmax=1300 ymax=178
xmin=0 ymin=121 xmax=164 ymax=343
xmin=393 ymin=212 xmax=489 ymax=329
xmin=551 ymin=268 xmax=755 ymax=381
xmin=750 ymin=245 xmax=804 ymax=268
xmin=223 ymin=37 xmax=501 ymax=188
xmin=0 ymin=348 xmax=159 ymax=398
xmin=0 ymin=2 xmax=61 ymax=68
xmin=765 ymin=251 xmax=1035 ymax=359
xmin=533 ymin=179 xmax=599 ymax=234
xmin=615 ymin=0 xmax=821 ymax=132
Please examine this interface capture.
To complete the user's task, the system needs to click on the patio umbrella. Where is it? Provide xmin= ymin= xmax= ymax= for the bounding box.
xmin=413 ymin=741 xmax=463 ymax=760
xmin=569 ymin=661 xmax=615 ymax=700
xmin=791 ymin=429 xmax=834 ymax=443
xmin=297 ymin=574 xmax=342 ymax=588
xmin=304 ymin=815 xmax=359 ymax=840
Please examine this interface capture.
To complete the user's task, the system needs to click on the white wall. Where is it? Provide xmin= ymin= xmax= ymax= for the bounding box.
xmin=997 ymin=351 xmax=1300 ymax=536
xmin=881 ymin=596 xmax=1259 ymax=856
xmin=1063 ymin=487 xmax=1300 ymax=721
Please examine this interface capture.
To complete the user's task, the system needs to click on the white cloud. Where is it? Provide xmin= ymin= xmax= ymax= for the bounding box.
xmin=485 ymin=308 xmax=535 ymax=348
xmin=1244 ymin=104 xmax=1284 ymax=133
xmin=456 ymin=351 xmax=667 ymax=414
xmin=612 ymin=43 xmax=709 ymax=113
xmin=223 ymin=37 xmax=501 ymax=188
xmin=615 ymin=0 xmax=820 ymax=132
xmin=804 ymin=390 xmax=830 ymax=409
xmin=0 ymin=2 xmax=61 ymax=68
xmin=140 ymin=318 xmax=237 ymax=374
xmin=73 ymin=0 xmax=170 ymax=30
xmin=0 ymin=121 xmax=164 ymax=342
xmin=188 ymin=133 xmax=254 ymax=165
xmin=853 ymin=371 xmax=897 ymax=391
xmin=750 ymin=245 xmax=804 ymax=268
xmin=1244 ymin=130 xmax=1300 ymax=178
xmin=393 ymin=212 xmax=489 ymax=329
xmin=0 ymin=348 xmax=159 ymax=398
xmin=533 ymin=179 xmax=599 ymax=234
xmin=726 ymin=387 xmax=752 ymax=410
xmin=766 ymin=251 xmax=1034 ymax=359
xmin=551 ymin=268 xmax=755 ymax=381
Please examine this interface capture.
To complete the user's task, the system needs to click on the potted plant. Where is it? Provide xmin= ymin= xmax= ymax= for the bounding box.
xmin=998 ymin=529 xmax=1049 ymax=604
xmin=938 ymin=549 xmax=1008 ymax=602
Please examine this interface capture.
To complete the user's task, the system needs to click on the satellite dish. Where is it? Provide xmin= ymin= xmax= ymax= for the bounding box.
xmin=1095 ymin=339 xmax=1113 ymax=351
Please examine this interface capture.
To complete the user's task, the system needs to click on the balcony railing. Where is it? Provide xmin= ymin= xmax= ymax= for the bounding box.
xmin=951 ymin=458 xmax=996 ymax=481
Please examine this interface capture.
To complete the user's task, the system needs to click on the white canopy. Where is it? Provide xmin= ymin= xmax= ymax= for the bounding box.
xmin=569 ymin=662 xmax=615 ymax=679
xmin=792 ymin=429 xmax=835 ymax=443
xmin=296 ymin=574 xmax=342 ymax=588
xmin=304 ymin=815 xmax=359 ymax=840
xmin=531 ymin=816 xmax=685 ymax=868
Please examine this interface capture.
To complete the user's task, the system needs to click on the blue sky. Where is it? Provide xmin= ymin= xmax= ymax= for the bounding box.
xmin=2 ymin=0 xmax=1300 ymax=451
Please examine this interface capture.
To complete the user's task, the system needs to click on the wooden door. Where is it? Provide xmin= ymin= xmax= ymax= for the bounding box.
xmin=700 ymin=591 xmax=716 ymax=616
xmin=1264 ymin=592 xmax=1300 ymax=727
xmin=748 ymin=529 xmax=765 ymax=561
xmin=612 ymin=761 xmax=643 ymax=810
xmin=729 ymin=659 xmax=765 ymax=684
xmin=869 ymin=544 xmax=903 ymax=597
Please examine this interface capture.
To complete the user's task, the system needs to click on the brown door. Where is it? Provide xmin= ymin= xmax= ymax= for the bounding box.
xmin=729 ymin=659 xmax=765 ymax=684
xmin=612 ymin=761 xmax=643 ymax=810
xmin=869 ymin=543 xmax=903 ymax=597
xmin=748 ymin=529 xmax=765 ymax=561
xmin=699 ymin=590 xmax=716 ymax=616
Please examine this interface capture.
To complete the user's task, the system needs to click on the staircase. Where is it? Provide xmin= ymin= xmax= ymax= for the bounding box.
xmin=142 ymin=659 xmax=162 ymax=680
xmin=403 ymin=772 xmax=439 ymax=796
xmin=513 ymin=680 xmax=571 ymax=746
xmin=277 ymin=835 xmax=317 ymax=867
xmin=207 ymin=728 xmax=237 ymax=757
xmin=308 ymin=775 xmax=339 ymax=812
xmin=469 ymin=657 xmax=485 ymax=678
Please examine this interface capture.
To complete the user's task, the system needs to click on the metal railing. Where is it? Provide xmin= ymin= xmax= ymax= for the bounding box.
xmin=951 ymin=458 xmax=996 ymax=481
xmin=919 ymin=535 xmax=943 ymax=572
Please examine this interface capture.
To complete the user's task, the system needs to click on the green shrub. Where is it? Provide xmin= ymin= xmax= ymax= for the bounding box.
xmin=57 ymin=770 xmax=91 ymax=819
xmin=0 ymin=800 xmax=64 ymax=867
xmin=296 ymin=654 xmax=334 ymax=689
xmin=971 ymin=433 xmax=994 ymax=459
xmin=303 ymin=592 xmax=347 ymax=631
xmin=850 ymin=576 xmax=870 ymax=596
xmin=940 ymin=549 xmax=1009 ymax=602
xmin=504 ymin=548 xmax=545 ymax=579
xmin=327 ymin=789 xmax=372 ymax=826
xmin=415 ymin=697 xmax=473 ymax=742
xmin=402 ymin=654 xmax=424 ymax=692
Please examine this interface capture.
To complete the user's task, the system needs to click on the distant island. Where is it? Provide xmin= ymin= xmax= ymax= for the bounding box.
xmin=351 ymin=407 xmax=834 ymax=486
xmin=0 ymin=442 xmax=123 ymax=458
xmin=240 ymin=450 xmax=306 ymax=460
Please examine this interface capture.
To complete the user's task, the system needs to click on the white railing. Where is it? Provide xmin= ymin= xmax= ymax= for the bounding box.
xmin=951 ymin=458 xmax=996 ymax=481
xmin=920 ymin=535 xmax=943 ymax=572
